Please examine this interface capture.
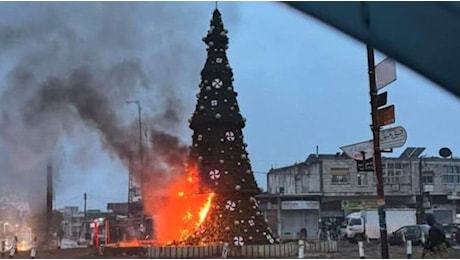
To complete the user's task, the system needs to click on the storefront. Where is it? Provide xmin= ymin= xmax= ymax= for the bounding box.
xmin=280 ymin=200 xmax=320 ymax=240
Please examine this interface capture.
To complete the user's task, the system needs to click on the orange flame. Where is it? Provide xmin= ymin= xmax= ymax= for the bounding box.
xmin=199 ymin=193 xmax=214 ymax=224
xmin=143 ymin=164 xmax=215 ymax=244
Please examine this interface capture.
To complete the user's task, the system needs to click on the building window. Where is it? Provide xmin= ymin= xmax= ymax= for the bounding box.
xmin=422 ymin=171 xmax=434 ymax=184
xmin=279 ymin=187 xmax=285 ymax=194
xmin=382 ymin=162 xmax=404 ymax=184
xmin=443 ymin=174 xmax=460 ymax=183
xmin=330 ymin=168 xmax=349 ymax=184
xmin=357 ymin=173 xmax=369 ymax=186
xmin=443 ymin=166 xmax=460 ymax=174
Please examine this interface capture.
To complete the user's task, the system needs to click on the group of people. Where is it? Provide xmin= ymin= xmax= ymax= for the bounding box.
xmin=0 ymin=236 xmax=37 ymax=259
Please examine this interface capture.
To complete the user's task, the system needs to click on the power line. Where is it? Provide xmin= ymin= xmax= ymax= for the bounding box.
xmin=54 ymin=194 xmax=82 ymax=207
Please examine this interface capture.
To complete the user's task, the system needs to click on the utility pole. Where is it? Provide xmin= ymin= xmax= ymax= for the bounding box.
xmin=46 ymin=161 xmax=53 ymax=239
xmin=128 ymin=152 xmax=134 ymax=206
xmin=126 ymin=100 xmax=145 ymax=237
xmin=126 ymin=100 xmax=144 ymax=197
xmin=367 ymin=44 xmax=389 ymax=259
xmin=83 ymin=192 xmax=87 ymax=238
xmin=418 ymin=157 xmax=425 ymax=224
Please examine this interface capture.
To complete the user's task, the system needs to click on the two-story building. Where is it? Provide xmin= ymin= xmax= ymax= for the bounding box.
xmin=256 ymin=147 xmax=460 ymax=240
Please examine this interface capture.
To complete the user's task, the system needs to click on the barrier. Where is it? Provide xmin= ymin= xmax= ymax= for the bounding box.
xmin=305 ymin=240 xmax=338 ymax=253
xmin=143 ymin=243 xmax=297 ymax=258
xmin=103 ymin=240 xmax=336 ymax=258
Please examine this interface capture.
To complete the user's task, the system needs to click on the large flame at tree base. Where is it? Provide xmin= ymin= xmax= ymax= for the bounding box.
xmin=144 ymin=165 xmax=215 ymax=245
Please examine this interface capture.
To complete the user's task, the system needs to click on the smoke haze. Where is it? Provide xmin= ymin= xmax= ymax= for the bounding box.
xmin=0 ymin=2 xmax=240 ymax=213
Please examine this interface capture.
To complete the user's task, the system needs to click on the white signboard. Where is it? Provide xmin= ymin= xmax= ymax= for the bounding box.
xmin=341 ymin=126 xmax=407 ymax=160
xmin=340 ymin=140 xmax=373 ymax=160
xmin=380 ymin=126 xmax=407 ymax=150
xmin=376 ymin=57 xmax=397 ymax=90
xmin=424 ymin=185 xmax=434 ymax=192
xmin=281 ymin=201 xmax=320 ymax=210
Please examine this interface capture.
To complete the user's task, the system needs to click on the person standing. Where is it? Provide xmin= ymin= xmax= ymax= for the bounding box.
xmin=423 ymin=213 xmax=449 ymax=258
xmin=29 ymin=237 xmax=37 ymax=259
xmin=1 ymin=240 xmax=6 ymax=258
xmin=9 ymin=236 xmax=18 ymax=259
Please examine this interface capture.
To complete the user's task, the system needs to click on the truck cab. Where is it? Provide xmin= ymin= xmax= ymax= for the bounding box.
xmin=345 ymin=212 xmax=365 ymax=242
xmin=344 ymin=209 xmax=417 ymax=243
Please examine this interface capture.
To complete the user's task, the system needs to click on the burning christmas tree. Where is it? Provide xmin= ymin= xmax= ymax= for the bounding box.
xmin=185 ymin=8 xmax=276 ymax=246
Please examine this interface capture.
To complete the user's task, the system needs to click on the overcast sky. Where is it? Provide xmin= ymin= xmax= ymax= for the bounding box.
xmin=1 ymin=2 xmax=459 ymax=211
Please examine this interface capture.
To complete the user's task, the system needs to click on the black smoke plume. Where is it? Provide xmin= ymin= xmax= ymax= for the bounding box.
xmin=0 ymin=2 xmax=240 ymax=217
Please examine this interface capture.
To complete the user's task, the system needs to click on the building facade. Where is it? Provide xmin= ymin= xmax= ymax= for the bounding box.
xmin=256 ymin=147 xmax=460 ymax=240
xmin=58 ymin=206 xmax=107 ymax=240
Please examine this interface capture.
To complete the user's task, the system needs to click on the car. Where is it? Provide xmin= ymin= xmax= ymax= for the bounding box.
xmin=443 ymin=223 xmax=460 ymax=245
xmin=388 ymin=224 xmax=430 ymax=246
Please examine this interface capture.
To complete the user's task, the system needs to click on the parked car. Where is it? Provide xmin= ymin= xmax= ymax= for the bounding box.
xmin=443 ymin=223 xmax=460 ymax=245
xmin=388 ymin=224 xmax=430 ymax=246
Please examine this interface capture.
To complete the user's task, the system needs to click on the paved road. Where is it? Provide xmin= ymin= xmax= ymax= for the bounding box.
xmin=9 ymin=240 xmax=460 ymax=258
xmin=306 ymin=240 xmax=460 ymax=259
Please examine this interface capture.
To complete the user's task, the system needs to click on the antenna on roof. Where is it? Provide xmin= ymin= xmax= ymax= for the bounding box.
xmin=215 ymin=1 xmax=218 ymax=9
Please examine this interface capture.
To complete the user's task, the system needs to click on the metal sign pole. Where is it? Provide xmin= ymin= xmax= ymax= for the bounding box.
xmin=367 ymin=44 xmax=389 ymax=259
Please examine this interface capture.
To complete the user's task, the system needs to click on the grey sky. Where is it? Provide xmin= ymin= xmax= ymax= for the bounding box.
xmin=0 ymin=2 xmax=458 ymax=211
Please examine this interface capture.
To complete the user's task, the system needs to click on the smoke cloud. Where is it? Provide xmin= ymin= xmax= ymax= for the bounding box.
xmin=0 ymin=2 xmax=240 ymax=216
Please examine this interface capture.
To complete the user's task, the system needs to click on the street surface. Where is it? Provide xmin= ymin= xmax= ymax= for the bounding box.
xmin=306 ymin=240 xmax=460 ymax=259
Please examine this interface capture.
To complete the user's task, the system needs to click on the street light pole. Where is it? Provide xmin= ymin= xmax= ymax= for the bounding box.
xmin=366 ymin=44 xmax=389 ymax=259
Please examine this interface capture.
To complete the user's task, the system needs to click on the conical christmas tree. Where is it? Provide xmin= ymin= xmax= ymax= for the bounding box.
xmin=186 ymin=9 xmax=276 ymax=246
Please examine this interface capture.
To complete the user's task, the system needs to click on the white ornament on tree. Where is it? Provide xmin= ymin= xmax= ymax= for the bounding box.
xmin=225 ymin=131 xmax=235 ymax=141
xmin=233 ymin=236 xmax=244 ymax=246
xmin=225 ymin=200 xmax=236 ymax=211
xmin=212 ymin=78 xmax=223 ymax=89
xmin=266 ymin=234 xmax=275 ymax=244
xmin=209 ymin=169 xmax=220 ymax=180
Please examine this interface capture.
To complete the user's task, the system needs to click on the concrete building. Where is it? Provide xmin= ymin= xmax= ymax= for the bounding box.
xmin=58 ymin=206 xmax=107 ymax=240
xmin=256 ymin=147 xmax=460 ymax=240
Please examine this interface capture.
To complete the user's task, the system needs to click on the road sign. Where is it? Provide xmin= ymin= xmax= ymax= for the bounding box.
xmin=341 ymin=199 xmax=378 ymax=210
xmin=380 ymin=126 xmax=407 ymax=150
xmin=376 ymin=57 xmax=397 ymax=90
xmin=376 ymin=92 xmax=388 ymax=107
xmin=357 ymin=157 xmax=374 ymax=172
xmin=340 ymin=140 xmax=373 ymax=160
xmin=341 ymin=126 xmax=407 ymax=159
xmin=377 ymin=105 xmax=395 ymax=127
